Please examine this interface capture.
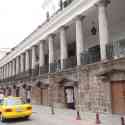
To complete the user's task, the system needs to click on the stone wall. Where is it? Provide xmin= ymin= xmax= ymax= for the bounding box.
xmin=78 ymin=66 xmax=111 ymax=113
xmin=48 ymin=75 xmax=64 ymax=108
xmin=78 ymin=58 xmax=125 ymax=113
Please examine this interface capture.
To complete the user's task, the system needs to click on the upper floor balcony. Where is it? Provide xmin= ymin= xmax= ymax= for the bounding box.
xmin=0 ymin=0 xmax=125 ymax=82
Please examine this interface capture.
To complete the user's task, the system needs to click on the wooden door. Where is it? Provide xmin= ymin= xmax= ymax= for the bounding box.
xmin=16 ymin=87 xmax=20 ymax=97
xmin=31 ymin=86 xmax=42 ymax=104
xmin=111 ymin=81 xmax=125 ymax=114
xmin=42 ymin=88 xmax=48 ymax=106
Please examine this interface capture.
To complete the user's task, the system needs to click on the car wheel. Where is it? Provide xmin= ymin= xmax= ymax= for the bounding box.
xmin=0 ymin=115 xmax=6 ymax=122
xmin=25 ymin=116 xmax=30 ymax=119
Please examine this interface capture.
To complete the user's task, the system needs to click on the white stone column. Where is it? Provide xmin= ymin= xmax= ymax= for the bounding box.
xmin=4 ymin=65 xmax=6 ymax=79
xmin=0 ymin=68 xmax=1 ymax=80
xmin=4 ymin=65 xmax=5 ymax=79
xmin=20 ymin=54 xmax=24 ymax=73
xmin=16 ymin=56 xmax=19 ymax=75
xmin=6 ymin=64 xmax=9 ymax=78
xmin=48 ymin=34 xmax=55 ymax=72
xmin=25 ymin=50 xmax=30 ymax=71
xmin=11 ymin=61 xmax=13 ymax=76
xmin=8 ymin=63 xmax=10 ymax=78
xmin=76 ymin=15 xmax=85 ymax=66
xmin=11 ymin=61 xmax=14 ymax=76
xmin=9 ymin=62 xmax=12 ymax=77
xmin=5 ymin=65 xmax=7 ymax=79
xmin=2 ymin=66 xmax=4 ymax=79
xmin=3 ymin=66 xmax=5 ymax=79
xmin=13 ymin=59 xmax=16 ymax=76
xmin=8 ymin=63 xmax=10 ymax=77
xmin=6 ymin=64 xmax=8 ymax=78
xmin=98 ymin=0 xmax=109 ymax=60
xmin=2 ymin=67 xmax=4 ymax=80
xmin=1 ymin=68 xmax=3 ymax=80
xmin=39 ymin=41 xmax=45 ymax=67
xmin=10 ymin=62 xmax=13 ymax=77
xmin=60 ymin=26 xmax=68 ymax=69
xmin=5 ymin=64 xmax=7 ymax=79
xmin=0 ymin=68 xmax=2 ymax=80
xmin=31 ymin=46 xmax=36 ymax=69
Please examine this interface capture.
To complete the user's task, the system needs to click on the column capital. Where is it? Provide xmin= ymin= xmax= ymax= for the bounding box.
xmin=16 ymin=56 xmax=19 ymax=59
xmin=48 ymin=33 xmax=56 ymax=39
xmin=32 ymin=45 xmax=37 ymax=49
xmin=25 ymin=48 xmax=30 ymax=52
xmin=39 ymin=40 xmax=46 ymax=45
xmin=59 ymin=25 xmax=69 ymax=31
xmin=20 ymin=52 xmax=25 ymax=56
xmin=75 ymin=15 xmax=86 ymax=21
xmin=96 ymin=0 xmax=110 ymax=7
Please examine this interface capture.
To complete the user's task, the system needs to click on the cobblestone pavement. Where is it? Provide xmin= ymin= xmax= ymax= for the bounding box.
xmin=0 ymin=105 xmax=124 ymax=125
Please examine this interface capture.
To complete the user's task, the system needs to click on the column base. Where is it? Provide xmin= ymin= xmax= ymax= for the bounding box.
xmin=62 ymin=57 xmax=77 ymax=69
xmin=49 ymin=63 xmax=56 ymax=73
xmin=31 ymin=69 xmax=37 ymax=76
xmin=40 ymin=65 xmax=49 ymax=74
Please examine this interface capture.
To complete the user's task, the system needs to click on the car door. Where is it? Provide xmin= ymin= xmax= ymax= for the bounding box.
xmin=0 ymin=100 xmax=4 ymax=113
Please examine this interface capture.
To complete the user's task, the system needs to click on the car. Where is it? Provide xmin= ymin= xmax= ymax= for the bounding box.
xmin=0 ymin=96 xmax=32 ymax=122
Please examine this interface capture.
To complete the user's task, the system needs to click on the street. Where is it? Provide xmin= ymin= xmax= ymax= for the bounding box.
xmin=0 ymin=105 xmax=122 ymax=125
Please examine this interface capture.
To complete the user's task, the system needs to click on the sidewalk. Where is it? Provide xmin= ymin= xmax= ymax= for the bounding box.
xmin=32 ymin=105 xmax=124 ymax=125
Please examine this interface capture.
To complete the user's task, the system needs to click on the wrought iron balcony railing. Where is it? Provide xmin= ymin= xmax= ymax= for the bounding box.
xmin=80 ymin=50 xmax=100 ymax=65
xmin=49 ymin=56 xmax=77 ymax=73
xmin=106 ymin=41 xmax=125 ymax=59
xmin=81 ymin=40 xmax=125 ymax=65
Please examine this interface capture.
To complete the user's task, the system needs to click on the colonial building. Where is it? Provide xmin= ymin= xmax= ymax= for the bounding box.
xmin=0 ymin=0 xmax=125 ymax=114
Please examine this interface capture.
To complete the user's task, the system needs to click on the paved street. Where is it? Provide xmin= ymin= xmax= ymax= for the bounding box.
xmin=0 ymin=105 xmax=123 ymax=125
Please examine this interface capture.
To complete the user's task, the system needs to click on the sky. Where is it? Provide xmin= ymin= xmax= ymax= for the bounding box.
xmin=0 ymin=0 xmax=59 ymax=49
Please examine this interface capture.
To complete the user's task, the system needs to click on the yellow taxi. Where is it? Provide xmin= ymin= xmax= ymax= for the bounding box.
xmin=0 ymin=96 xmax=32 ymax=122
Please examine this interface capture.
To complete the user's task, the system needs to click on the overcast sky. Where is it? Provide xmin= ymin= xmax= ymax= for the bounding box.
xmin=0 ymin=0 xmax=59 ymax=49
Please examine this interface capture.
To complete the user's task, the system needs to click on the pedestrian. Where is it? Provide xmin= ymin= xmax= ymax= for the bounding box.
xmin=26 ymin=90 xmax=31 ymax=103
xmin=0 ymin=91 xmax=4 ymax=104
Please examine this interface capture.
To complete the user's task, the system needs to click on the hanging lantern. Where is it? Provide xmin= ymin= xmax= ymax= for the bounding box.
xmin=91 ymin=21 xmax=97 ymax=35
xmin=91 ymin=26 xmax=97 ymax=35
xmin=22 ymin=84 xmax=26 ymax=89
xmin=13 ymin=85 xmax=16 ymax=89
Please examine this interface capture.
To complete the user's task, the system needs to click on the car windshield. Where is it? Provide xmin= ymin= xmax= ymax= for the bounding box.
xmin=5 ymin=98 xmax=23 ymax=106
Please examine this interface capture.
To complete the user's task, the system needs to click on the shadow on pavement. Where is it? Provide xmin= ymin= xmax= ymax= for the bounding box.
xmin=4 ymin=118 xmax=33 ymax=124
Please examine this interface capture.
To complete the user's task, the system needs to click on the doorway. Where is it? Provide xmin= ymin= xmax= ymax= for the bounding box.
xmin=111 ymin=81 xmax=125 ymax=114
xmin=64 ymin=86 xmax=75 ymax=109
xmin=16 ymin=87 xmax=20 ymax=97
xmin=41 ymin=87 xmax=48 ymax=105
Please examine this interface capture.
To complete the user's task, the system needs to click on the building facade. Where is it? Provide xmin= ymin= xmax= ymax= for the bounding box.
xmin=0 ymin=0 xmax=125 ymax=114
